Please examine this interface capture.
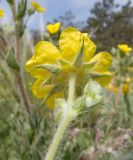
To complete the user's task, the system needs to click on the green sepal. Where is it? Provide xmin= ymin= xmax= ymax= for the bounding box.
xmin=87 ymin=71 xmax=112 ymax=79
xmin=58 ymin=59 xmax=70 ymax=67
xmin=73 ymin=39 xmax=84 ymax=67
xmin=34 ymin=64 xmax=61 ymax=75
xmin=40 ymin=77 xmax=53 ymax=86
xmin=82 ymin=61 xmax=97 ymax=69
xmin=7 ymin=48 xmax=20 ymax=72
xmin=41 ymin=84 xmax=63 ymax=104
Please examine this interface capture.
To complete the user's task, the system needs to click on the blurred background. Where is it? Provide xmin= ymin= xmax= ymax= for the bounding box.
xmin=0 ymin=0 xmax=133 ymax=160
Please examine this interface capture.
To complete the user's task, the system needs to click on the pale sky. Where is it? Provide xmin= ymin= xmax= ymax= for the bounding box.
xmin=0 ymin=0 xmax=132 ymax=29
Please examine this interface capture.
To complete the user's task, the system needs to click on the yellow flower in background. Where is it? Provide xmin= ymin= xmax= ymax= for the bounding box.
xmin=118 ymin=44 xmax=132 ymax=54
xmin=31 ymin=1 xmax=46 ymax=12
xmin=47 ymin=22 xmax=61 ymax=34
xmin=108 ymin=84 xmax=118 ymax=93
xmin=25 ymin=27 xmax=112 ymax=108
xmin=126 ymin=77 xmax=131 ymax=83
xmin=0 ymin=9 xmax=4 ymax=18
xmin=122 ymin=83 xmax=129 ymax=93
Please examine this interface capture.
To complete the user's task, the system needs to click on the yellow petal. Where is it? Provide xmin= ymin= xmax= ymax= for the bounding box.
xmin=0 ymin=9 xmax=4 ymax=18
xmin=59 ymin=27 xmax=83 ymax=62
xmin=82 ymin=33 xmax=96 ymax=62
xmin=89 ymin=52 xmax=113 ymax=72
xmin=32 ymin=79 xmax=52 ymax=98
xmin=122 ymin=83 xmax=129 ymax=93
xmin=31 ymin=2 xmax=46 ymax=12
xmin=25 ymin=56 xmax=49 ymax=78
xmin=47 ymin=22 xmax=61 ymax=34
xmin=32 ymin=79 xmax=64 ymax=109
xmin=25 ymin=41 xmax=60 ymax=78
xmin=46 ymin=91 xmax=64 ymax=109
xmin=118 ymin=44 xmax=132 ymax=54
xmin=96 ymin=72 xmax=113 ymax=87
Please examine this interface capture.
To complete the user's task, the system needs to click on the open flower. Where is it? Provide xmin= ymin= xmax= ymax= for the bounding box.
xmin=0 ymin=9 xmax=4 ymax=18
xmin=118 ymin=44 xmax=132 ymax=54
xmin=47 ymin=22 xmax=61 ymax=34
xmin=31 ymin=1 xmax=46 ymax=12
xmin=25 ymin=27 xmax=112 ymax=108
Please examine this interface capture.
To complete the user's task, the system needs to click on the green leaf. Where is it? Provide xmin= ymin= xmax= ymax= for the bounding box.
xmin=84 ymin=80 xmax=102 ymax=96
xmin=54 ymin=99 xmax=66 ymax=122
xmin=7 ymin=48 xmax=20 ymax=72
xmin=34 ymin=64 xmax=61 ymax=75
xmin=72 ymin=96 xmax=86 ymax=114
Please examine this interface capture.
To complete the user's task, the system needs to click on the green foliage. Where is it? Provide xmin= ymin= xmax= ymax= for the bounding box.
xmin=7 ymin=48 xmax=20 ymax=72
xmin=83 ymin=0 xmax=133 ymax=51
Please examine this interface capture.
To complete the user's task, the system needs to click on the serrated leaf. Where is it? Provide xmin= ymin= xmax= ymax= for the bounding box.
xmin=7 ymin=48 xmax=20 ymax=72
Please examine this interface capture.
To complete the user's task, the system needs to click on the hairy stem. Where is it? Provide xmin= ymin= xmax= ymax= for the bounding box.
xmin=45 ymin=115 xmax=73 ymax=160
xmin=67 ymin=75 xmax=76 ymax=106
xmin=45 ymin=75 xmax=76 ymax=160
xmin=11 ymin=3 xmax=31 ymax=115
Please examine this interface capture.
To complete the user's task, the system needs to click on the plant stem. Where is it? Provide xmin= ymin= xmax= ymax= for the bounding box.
xmin=45 ymin=115 xmax=73 ymax=160
xmin=124 ymin=93 xmax=131 ymax=115
xmin=45 ymin=75 xmax=76 ymax=160
xmin=11 ymin=3 xmax=31 ymax=115
xmin=67 ymin=75 xmax=76 ymax=106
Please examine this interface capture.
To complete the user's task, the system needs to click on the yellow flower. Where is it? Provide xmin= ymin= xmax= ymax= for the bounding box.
xmin=0 ymin=9 xmax=4 ymax=18
xmin=31 ymin=1 xmax=46 ymax=12
xmin=122 ymin=83 xmax=129 ymax=93
xmin=118 ymin=44 xmax=132 ymax=54
xmin=25 ymin=27 xmax=113 ymax=108
xmin=47 ymin=22 xmax=61 ymax=34
xmin=126 ymin=77 xmax=131 ymax=83
xmin=108 ymin=84 xmax=118 ymax=93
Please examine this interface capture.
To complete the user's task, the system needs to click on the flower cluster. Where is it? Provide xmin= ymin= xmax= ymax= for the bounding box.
xmin=25 ymin=27 xmax=112 ymax=108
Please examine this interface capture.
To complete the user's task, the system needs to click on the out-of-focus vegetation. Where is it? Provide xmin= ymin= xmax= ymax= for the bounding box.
xmin=0 ymin=0 xmax=133 ymax=160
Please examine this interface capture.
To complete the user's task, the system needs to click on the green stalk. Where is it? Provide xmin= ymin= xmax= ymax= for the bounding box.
xmin=124 ymin=93 xmax=132 ymax=115
xmin=45 ymin=75 xmax=76 ymax=160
